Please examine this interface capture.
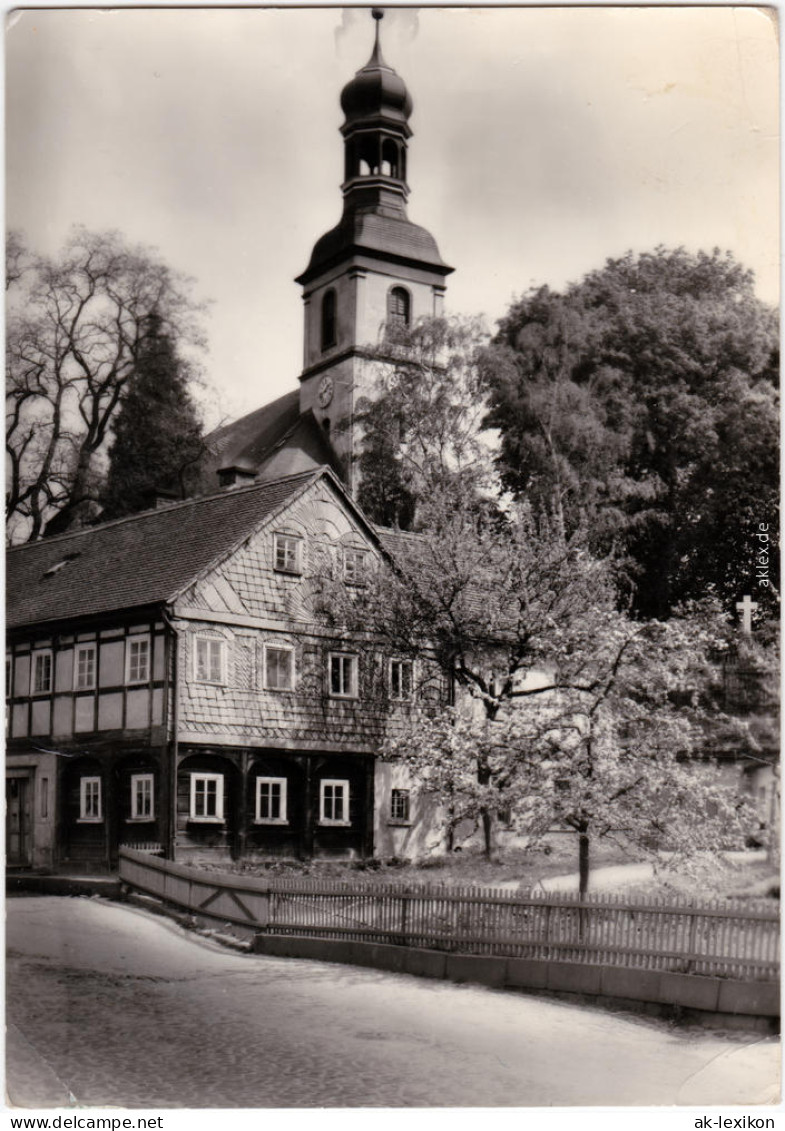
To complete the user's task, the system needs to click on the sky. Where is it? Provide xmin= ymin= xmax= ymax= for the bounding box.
xmin=6 ymin=5 xmax=779 ymax=428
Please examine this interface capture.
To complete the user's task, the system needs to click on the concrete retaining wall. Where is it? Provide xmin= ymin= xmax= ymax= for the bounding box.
xmin=251 ymin=933 xmax=779 ymax=1028
xmin=117 ymin=848 xmax=779 ymax=1030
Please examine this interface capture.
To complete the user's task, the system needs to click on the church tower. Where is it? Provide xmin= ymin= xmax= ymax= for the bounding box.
xmin=296 ymin=10 xmax=453 ymax=494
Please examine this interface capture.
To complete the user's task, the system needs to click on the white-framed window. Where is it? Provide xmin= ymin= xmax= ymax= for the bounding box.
xmin=273 ymin=533 xmax=303 ymax=575
xmin=255 ymin=777 xmax=288 ymax=824
xmin=130 ymin=773 xmax=154 ymax=820
xmin=390 ymin=788 xmax=411 ymax=823
xmin=126 ymin=636 xmax=150 ymax=684
xmin=74 ymin=644 xmax=97 ymax=691
xmin=31 ymin=649 xmax=53 ymax=695
xmin=319 ymin=779 xmax=350 ymax=826
xmin=343 ymin=548 xmax=368 ymax=585
xmin=195 ymin=637 xmax=225 ymax=684
xmin=79 ymin=776 xmax=102 ymax=822
xmin=189 ymin=773 xmax=224 ymax=821
xmin=329 ymin=652 xmax=358 ymax=698
xmin=264 ymin=644 xmax=295 ymax=691
xmin=389 ymin=658 xmax=413 ymax=701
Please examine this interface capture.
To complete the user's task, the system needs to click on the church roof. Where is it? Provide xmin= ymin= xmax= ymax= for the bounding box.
xmin=296 ymin=211 xmax=452 ymax=287
xmin=249 ymin=409 xmax=343 ymax=482
xmin=200 ymin=391 xmax=342 ymax=491
xmin=7 ymin=470 xmax=321 ymax=631
xmin=202 ymin=389 xmax=301 ymax=480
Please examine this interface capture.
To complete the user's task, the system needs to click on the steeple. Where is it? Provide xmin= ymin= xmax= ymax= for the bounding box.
xmin=296 ymin=10 xmax=451 ymax=288
xmin=295 ymin=11 xmax=453 ymax=496
xmin=339 ymin=9 xmax=413 ymax=218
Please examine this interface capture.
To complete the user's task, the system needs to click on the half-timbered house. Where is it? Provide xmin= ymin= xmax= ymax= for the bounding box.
xmin=7 ymin=467 xmax=447 ymax=872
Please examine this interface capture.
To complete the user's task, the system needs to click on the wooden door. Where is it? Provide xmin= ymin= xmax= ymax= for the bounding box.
xmin=6 ymin=776 xmax=31 ymax=866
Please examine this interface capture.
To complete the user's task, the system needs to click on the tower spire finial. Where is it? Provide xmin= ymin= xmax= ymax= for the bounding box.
xmin=370 ymin=8 xmax=384 ymax=64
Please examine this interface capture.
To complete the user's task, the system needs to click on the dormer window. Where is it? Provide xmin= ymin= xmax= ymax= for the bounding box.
xmin=321 ymin=289 xmax=337 ymax=352
xmin=42 ymin=551 xmax=81 ymax=579
xmin=387 ymin=286 xmax=411 ymax=328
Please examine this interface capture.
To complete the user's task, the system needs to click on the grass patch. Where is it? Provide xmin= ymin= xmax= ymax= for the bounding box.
xmin=187 ymin=838 xmax=778 ymax=904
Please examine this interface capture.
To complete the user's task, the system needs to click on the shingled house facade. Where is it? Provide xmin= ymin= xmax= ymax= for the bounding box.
xmin=7 ymin=468 xmax=447 ymax=872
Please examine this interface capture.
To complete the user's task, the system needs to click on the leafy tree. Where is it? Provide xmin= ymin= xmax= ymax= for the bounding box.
xmin=99 ymin=312 xmax=205 ymax=520
xmin=322 ymin=481 xmax=615 ymax=855
xmin=486 ymin=248 xmax=779 ymax=619
xmin=6 ymin=227 xmax=205 ymax=542
xmin=323 ymin=480 xmax=751 ymax=879
xmin=387 ymin=619 xmax=751 ymax=891
xmin=354 ymin=315 xmax=495 ymax=529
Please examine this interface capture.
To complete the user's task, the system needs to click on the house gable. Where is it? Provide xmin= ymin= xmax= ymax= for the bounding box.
xmin=177 ymin=470 xmax=383 ymax=624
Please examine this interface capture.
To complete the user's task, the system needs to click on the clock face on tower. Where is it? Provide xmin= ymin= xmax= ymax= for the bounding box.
xmin=317 ymin=375 xmax=334 ymax=408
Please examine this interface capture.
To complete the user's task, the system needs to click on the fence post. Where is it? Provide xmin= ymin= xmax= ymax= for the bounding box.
xmin=686 ymin=906 xmax=698 ymax=974
xmin=398 ymin=889 xmax=409 ymax=947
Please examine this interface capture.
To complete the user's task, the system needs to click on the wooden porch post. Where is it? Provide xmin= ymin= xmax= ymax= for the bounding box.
xmin=363 ymin=756 xmax=375 ymax=861
xmin=302 ymin=755 xmax=315 ymax=860
xmin=237 ymin=750 xmax=250 ymax=860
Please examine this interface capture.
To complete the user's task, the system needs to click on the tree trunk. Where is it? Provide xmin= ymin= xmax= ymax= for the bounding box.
xmin=578 ymin=829 xmax=590 ymax=896
xmin=477 ymin=751 xmax=494 ymax=859
xmin=481 ymin=808 xmax=495 ymax=859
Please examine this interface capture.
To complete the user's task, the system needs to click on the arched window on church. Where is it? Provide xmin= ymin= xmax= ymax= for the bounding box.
xmin=357 ymin=138 xmax=379 ymax=178
xmin=381 ymin=139 xmax=399 ymax=179
xmin=387 ymin=286 xmax=411 ymax=328
xmin=321 ymin=289 xmax=337 ymax=352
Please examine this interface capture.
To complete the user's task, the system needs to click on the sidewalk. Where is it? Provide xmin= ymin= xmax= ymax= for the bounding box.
xmin=7 ymin=872 xmax=121 ymax=899
xmin=495 ymin=850 xmax=771 ymax=894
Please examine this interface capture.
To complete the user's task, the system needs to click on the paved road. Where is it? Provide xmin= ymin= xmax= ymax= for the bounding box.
xmin=6 ymin=895 xmax=780 ymax=1109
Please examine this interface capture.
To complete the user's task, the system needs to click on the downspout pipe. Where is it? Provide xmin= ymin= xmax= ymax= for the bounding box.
xmin=162 ymin=609 xmax=181 ymax=861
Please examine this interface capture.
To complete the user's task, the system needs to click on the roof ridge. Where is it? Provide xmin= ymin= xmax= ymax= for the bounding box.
xmin=375 ymin=524 xmax=426 ymax=538
xmin=205 ymin=386 xmax=299 ymax=445
xmin=7 ymin=468 xmax=323 ymax=553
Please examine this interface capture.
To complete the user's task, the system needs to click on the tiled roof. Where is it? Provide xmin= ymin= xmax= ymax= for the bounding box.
xmin=200 ymin=394 xmax=343 ymax=491
xmin=374 ymin=525 xmax=489 ymax=622
xmin=200 ymin=389 xmax=301 ymax=485
xmin=7 ymin=471 xmax=320 ymax=630
xmin=374 ymin=525 xmax=427 ymax=560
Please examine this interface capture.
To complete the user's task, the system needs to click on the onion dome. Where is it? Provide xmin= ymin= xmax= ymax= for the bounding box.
xmin=340 ymin=10 xmax=413 ymax=126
